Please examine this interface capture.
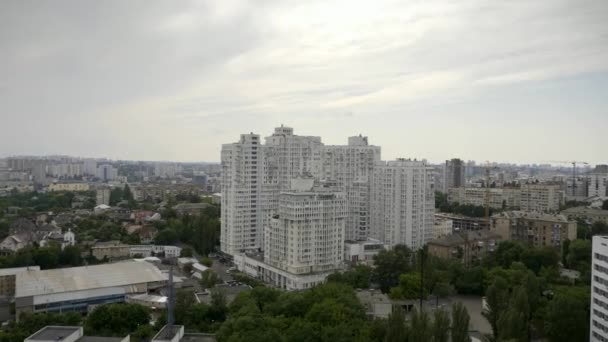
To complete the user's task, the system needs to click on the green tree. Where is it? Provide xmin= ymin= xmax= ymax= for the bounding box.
xmin=545 ymin=293 xmax=589 ymax=342
xmin=200 ymin=270 xmax=221 ymax=289
xmin=493 ymin=241 xmax=524 ymax=268
xmin=451 ymin=302 xmax=471 ymax=342
xmin=385 ymin=307 xmax=407 ymax=342
xmin=521 ymin=246 xmax=559 ymax=275
xmin=326 ymin=264 xmax=372 ymax=289
xmin=154 ymin=228 xmax=178 ymax=245
xmin=561 ymin=239 xmax=570 ymax=266
xmin=85 ymin=303 xmax=150 ymax=337
xmin=431 ymin=308 xmax=450 ymax=342
xmin=591 ymin=221 xmax=608 ymax=236
xmin=123 ymin=184 xmax=134 ymax=202
xmin=180 ymin=247 xmax=193 ymax=257
xmin=431 ymin=282 xmax=452 ymax=308
xmin=577 ymin=220 xmax=591 ymax=240
xmin=372 ymin=244 xmax=413 ymax=293
xmin=33 ymin=247 xmax=60 ymax=269
xmin=109 ymin=188 xmax=123 ymax=206
xmin=59 ymin=245 xmax=83 ymax=266
xmin=391 ymin=272 xmax=425 ymax=300
xmin=603 ymin=200 xmax=608 ymax=210
xmin=210 ymin=288 xmax=228 ymax=321
xmin=497 ymin=286 xmax=528 ymax=342
xmin=566 ymin=239 xmax=591 ymax=269
xmin=201 ymin=257 xmax=213 ymax=267
xmin=453 ymin=266 xmax=485 ymax=295
xmin=409 ymin=308 xmax=432 ymax=342
xmin=482 ymin=276 xmax=509 ymax=339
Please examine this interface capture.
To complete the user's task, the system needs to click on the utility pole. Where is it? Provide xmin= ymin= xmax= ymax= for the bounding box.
xmin=419 ymin=246 xmax=425 ymax=311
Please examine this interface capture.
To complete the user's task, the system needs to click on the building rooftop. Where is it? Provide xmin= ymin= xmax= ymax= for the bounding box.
xmin=434 ymin=212 xmax=486 ymax=221
xmin=428 ymin=230 xmax=501 ymax=247
xmin=77 ymin=337 xmax=126 ymax=342
xmin=561 ymin=206 xmax=608 ymax=218
xmin=173 ymin=203 xmax=211 ymax=210
xmin=493 ymin=210 xmax=570 ymax=222
xmin=16 ymin=261 xmax=166 ymax=298
xmin=152 ymin=325 xmax=184 ymax=341
xmin=0 ymin=265 xmax=40 ymax=276
xmin=26 ymin=326 xmax=80 ymax=341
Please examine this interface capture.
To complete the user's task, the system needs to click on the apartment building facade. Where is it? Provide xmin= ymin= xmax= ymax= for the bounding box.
xmin=520 ymin=183 xmax=564 ymax=213
xmin=589 ymin=173 xmax=608 ymax=198
xmin=591 ymin=236 xmax=608 ymax=341
xmin=220 ymin=133 xmax=263 ymax=255
xmin=370 ymin=159 xmax=435 ymax=250
xmin=491 ymin=211 xmax=576 ymax=248
xmin=322 ymin=135 xmax=381 ymax=241
xmin=444 ymin=158 xmax=466 ymax=191
xmin=448 ymin=187 xmax=520 ymax=209
xmin=264 ymin=178 xmax=347 ymax=275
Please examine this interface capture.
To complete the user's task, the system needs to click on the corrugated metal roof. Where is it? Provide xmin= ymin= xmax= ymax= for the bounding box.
xmin=0 ymin=266 xmax=40 ymax=276
xmin=16 ymin=261 xmax=166 ymax=298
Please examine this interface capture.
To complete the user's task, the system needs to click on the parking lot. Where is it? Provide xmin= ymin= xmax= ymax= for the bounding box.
xmin=209 ymin=254 xmax=234 ymax=282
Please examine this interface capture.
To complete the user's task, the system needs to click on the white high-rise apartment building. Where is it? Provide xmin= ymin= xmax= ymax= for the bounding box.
xmin=220 ymin=133 xmax=263 ymax=255
xmin=222 ymin=126 xmax=433 ymax=259
xmin=591 ymin=236 xmax=608 ymax=341
xmin=263 ymin=125 xmax=323 ymax=188
xmin=264 ymin=178 xmax=347 ymax=275
xmin=323 ymin=135 xmax=381 ymax=241
xmin=370 ymin=159 xmax=435 ymax=249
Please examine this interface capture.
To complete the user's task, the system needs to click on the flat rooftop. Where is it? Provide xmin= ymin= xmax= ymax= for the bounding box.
xmin=0 ymin=265 xmax=40 ymax=276
xmin=27 ymin=326 xmax=80 ymax=341
xmin=16 ymin=261 xmax=166 ymax=298
xmin=152 ymin=325 xmax=184 ymax=341
xmin=77 ymin=337 xmax=126 ymax=342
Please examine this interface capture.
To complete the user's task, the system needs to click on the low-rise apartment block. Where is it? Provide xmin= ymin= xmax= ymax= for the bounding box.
xmin=562 ymin=207 xmax=608 ymax=224
xmin=448 ymin=187 xmax=520 ymax=209
xmin=48 ymin=182 xmax=90 ymax=192
xmin=427 ymin=230 xmax=501 ymax=265
xmin=344 ymin=238 xmax=386 ymax=265
xmin=129 ymin=245 xmax=182 ymax=258
xmin=434 ymin=213 xmax=489 ymax=231
xmin=520 ymin=183 xmax=564 ymax=213
xmin=433 ymin=216 xmax=454 ymax=239
xmin=491 ymin=211 xmax=576 ymax=248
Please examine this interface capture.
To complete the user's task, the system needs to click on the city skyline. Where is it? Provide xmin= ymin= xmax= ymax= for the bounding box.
xmin=1 ymin=1 xmax=607 ymax=164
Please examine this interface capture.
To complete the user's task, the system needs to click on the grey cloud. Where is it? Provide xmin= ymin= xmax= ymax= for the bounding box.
xmin=0 ymin=0 xmax=607 ymax=163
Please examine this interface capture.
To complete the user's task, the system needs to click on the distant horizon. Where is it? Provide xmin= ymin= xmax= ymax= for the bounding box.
xmin=1 ymin=152 xmax=604 ymax=169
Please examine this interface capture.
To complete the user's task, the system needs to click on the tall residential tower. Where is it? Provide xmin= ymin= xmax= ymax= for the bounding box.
xmin=370 ymin=159 xmax=435 ymax=249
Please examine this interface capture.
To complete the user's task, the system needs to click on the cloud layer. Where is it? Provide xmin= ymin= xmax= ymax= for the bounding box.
xmin=1 ymin=0 xmax=607 ymax=163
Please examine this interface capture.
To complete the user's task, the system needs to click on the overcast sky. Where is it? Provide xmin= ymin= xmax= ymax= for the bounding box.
xmin=1 ymin=0 xmax=607 ymax=164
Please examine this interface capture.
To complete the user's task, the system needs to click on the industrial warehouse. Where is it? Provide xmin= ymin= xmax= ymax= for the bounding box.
xmin=15 ymin=261 xmax=167 ymax=318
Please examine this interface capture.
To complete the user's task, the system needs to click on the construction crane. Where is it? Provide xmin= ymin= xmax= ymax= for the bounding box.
xmin=545 ymin=160 xmax=589 ymax=196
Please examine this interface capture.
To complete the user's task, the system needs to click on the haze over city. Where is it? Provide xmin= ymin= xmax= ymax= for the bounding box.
xmin=1 ymin=0 xmax=607 ymax=164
